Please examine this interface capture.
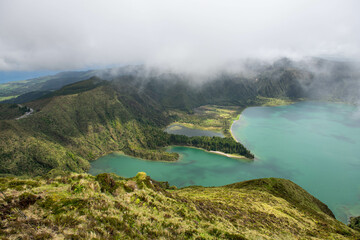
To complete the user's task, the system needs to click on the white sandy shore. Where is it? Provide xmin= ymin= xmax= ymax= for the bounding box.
xmin=209 ymin=150 xmax=247 ymax=159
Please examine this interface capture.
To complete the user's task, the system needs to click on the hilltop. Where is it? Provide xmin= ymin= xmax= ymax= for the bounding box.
xmin=0 ymin=172 xmax=358 ymax=240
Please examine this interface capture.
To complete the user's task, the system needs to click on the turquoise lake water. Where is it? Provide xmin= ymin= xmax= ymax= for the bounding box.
xmin=89 ymin=102 xmax=360 ymax=222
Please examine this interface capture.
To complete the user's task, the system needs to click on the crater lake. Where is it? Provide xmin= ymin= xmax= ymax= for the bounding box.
xmin=89 ymin=101 xmax=360 ymax=222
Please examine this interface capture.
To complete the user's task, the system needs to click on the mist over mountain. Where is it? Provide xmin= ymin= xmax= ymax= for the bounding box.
xmin=2 ymin=57 xmax=359 ymax=106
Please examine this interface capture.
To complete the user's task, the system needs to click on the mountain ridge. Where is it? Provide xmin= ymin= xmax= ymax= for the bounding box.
xmin=1 ymin=58 xmax=360 ymax=105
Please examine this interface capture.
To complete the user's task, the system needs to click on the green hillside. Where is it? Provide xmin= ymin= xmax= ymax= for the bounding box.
xmin=0 ymin=104 xmax=29 ymax=120
xmin=0 ymin=81 xmax=174 ymax=175
xmin=0 ymin=77 xmax=256 ymax=176
xmin=0 ymin=172 xmax=358 ymax=239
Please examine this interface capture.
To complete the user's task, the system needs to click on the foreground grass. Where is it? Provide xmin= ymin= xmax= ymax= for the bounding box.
xmin=0 ymin=172 xmax=358 ymax=240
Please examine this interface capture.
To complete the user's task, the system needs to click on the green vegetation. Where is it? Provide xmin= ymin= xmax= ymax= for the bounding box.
xmin=348 ymin=216 xmax=360 ymax=231
xmin=169 ymin=135 xmax=254 ymax=159
xmin=166 ymin=98 xmax=296 ymax=141
xmin=0 ymin=81 xmax=179 ymax=175
xmin=0 ymin=103 xmax=29 ymax=120
xmin=254 ymin=96 xmax=295 ymax=106
xmin=168 ymin=105 xmax=242 ymax=138
xmin=0 ymin=173 xmax=357 ymax=239
xmin=0 ymin=95 xmax=18 ymax=101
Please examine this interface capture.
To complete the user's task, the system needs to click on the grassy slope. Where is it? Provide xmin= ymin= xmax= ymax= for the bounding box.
xmin=0 ymin=173 xmax=358 ymax=240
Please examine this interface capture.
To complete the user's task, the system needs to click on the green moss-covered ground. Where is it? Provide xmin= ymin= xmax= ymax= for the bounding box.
xmin=0 ymin=173 xmax=358 ymax=239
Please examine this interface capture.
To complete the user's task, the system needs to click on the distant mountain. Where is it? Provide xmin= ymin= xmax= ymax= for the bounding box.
xmin=2 ymin=58 xmax=359 ymax=105
xmin=0 ymin=65 xmax=145 ymax=103
xmin=0 ymin=70 xmax=95 ymax=99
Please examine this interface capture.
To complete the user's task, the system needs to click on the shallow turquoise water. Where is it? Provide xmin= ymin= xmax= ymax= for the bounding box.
xmin=90 ymin=102 xmax=360 ymax=222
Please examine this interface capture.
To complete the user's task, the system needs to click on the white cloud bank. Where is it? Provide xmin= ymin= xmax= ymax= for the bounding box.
xmin=0 ymin=0 xmax=359 ymax=72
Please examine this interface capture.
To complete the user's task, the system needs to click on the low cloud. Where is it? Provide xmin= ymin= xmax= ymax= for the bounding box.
xmin=0 ymin=0 xmax=359 ymax=72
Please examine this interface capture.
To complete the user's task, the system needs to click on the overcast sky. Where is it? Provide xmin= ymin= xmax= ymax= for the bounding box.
xmin=0 ymin=0 xmax=359 ymax=73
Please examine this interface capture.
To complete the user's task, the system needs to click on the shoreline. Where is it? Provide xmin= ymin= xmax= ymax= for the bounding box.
xmin=229 ymin=110 xmax=244 ymax=142
xmin=95 ymin=145 xmax=251 ymax=164
xmin=227 ymin=100 xmax=295 ymax=157
xmin=208 ymin=150 xmax=248 ymax=159
xmin=168 ymin=145 xmax=252 ymax=161
xmin=96 ymin=101 xmax=298 ymax=164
